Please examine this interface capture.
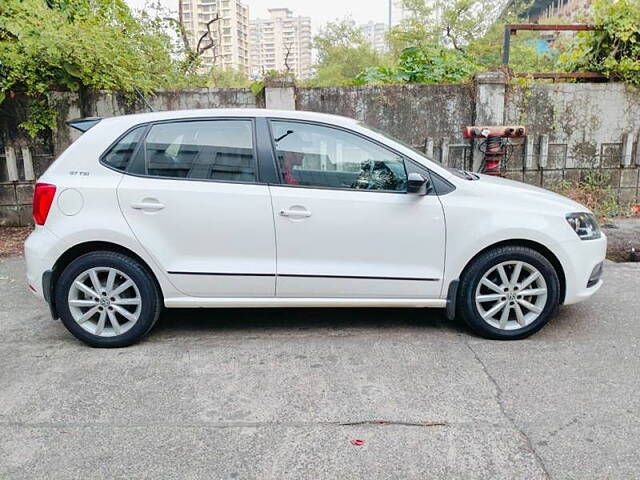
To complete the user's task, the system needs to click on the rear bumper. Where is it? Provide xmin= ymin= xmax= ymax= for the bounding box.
xmin=24 ymin=226 xmax=59 ymax=298
xmin=25 ymin=227 xmax=60 ymax=319
xmin=558 ymin=234 xmax=607 ymax=305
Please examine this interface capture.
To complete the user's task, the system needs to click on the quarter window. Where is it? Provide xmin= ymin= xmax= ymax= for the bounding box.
xmin=102 ymin=126 xmax=145 ymax=172
xmin=270 ymin=120 xmax=408 ymax=192
xmin=131 ymin=120 xmax=256 ymax=182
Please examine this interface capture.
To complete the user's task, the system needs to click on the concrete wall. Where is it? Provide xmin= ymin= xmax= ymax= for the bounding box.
xmin=49 ymin=88 xmax=261 ymax=157
xmin=0 ymin=182 xmax=33 ymax=227
xmin=296 ymin=84 xmax=474 ymax=145
xmin=503 ymin=83 xmax=640 ymax=203
xmin=296 ymin=84 xmax=475 ymax=170
xmin=1 ymin=78 xmax=639 ymax=226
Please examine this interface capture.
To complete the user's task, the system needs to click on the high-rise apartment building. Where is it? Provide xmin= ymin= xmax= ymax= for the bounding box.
xmin=249 ymin=8 xmax=312 ymax=80
xmin=390 ymin=0 xmax=408 ymax=26
xmin=360 ymin=21 xmax=388 ymax=53
xmin=179 ymin=0 xmax=250 ymax=73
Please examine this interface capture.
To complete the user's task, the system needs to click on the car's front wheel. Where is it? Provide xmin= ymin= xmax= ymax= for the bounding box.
xmin=458 ymin=246 xmax=560 ymax=340
xmin=55 ymin=251 xmax=161 ymax=347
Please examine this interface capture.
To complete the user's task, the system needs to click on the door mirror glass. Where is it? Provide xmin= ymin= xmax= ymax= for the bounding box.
xmin=407 ymin=172 xmax=429 ymax=195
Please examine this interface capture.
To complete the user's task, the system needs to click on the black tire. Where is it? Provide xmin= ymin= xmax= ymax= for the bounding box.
xmin=457 ymin=246 xmax=560 ymax=340
xmin=55 ymin=251 xmax=162 ymax=347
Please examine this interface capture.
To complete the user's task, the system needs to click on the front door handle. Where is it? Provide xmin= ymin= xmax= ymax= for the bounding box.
xmin=280 ymin=208 xmax=311 ymax=218
xmin=131 ymin=200 xmax=165 ymax=211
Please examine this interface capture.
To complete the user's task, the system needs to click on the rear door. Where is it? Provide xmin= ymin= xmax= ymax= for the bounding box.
xmin=116 ymin=118 xmax=277 ymax=297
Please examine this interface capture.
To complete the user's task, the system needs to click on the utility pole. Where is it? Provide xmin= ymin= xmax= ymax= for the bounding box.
xmin=388 ymin=0 xmax=392 ymax=27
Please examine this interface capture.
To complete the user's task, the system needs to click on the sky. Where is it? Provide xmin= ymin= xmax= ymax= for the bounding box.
xmin=125 ymin=0 xmax=391 ymax=31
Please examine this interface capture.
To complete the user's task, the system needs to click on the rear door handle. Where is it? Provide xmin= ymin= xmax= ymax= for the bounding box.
xmin=280 ymin=208 xmax=311 ymax=218
xmin=131 ymin=200 xmax=165 ymax=211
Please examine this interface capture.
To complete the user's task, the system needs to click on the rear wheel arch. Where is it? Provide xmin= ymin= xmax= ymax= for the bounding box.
xmin=49 ymin=241 xmax=164 ymax=317
xmin=54 ymin=250 xmax=162 ymax=347
xmin=455 ymin=239 xmax=566 ymax=305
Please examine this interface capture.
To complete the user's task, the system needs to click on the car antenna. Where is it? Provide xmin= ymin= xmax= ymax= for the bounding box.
xmin=134 ymin=87 xmax=155 ymax=112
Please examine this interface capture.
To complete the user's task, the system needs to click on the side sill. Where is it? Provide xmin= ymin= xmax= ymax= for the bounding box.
xmin=164 ymin=298 xmax=448 ymax=309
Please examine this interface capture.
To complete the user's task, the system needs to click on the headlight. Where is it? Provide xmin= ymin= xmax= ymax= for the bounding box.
xmin=565 ymin=212 xmax=601 ymax=240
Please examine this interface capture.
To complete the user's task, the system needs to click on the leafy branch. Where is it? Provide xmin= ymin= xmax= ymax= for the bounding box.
xmin=563 ymin=0 xmax=640 ymax=86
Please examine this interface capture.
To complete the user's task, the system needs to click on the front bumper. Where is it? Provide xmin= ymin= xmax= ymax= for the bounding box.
xmin=558 ymin=233 xmax=607 ymax=305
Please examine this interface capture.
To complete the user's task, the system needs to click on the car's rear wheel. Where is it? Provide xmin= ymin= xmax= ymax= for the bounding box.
xmin=55 ymin=251 xmax=161 ymax=347
xmin=458 ymin=246 xmax=560 ymax=340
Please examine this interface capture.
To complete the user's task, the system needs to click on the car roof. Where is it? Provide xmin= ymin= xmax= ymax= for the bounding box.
xmin=99 ymin=109 xmax=360 ymax=129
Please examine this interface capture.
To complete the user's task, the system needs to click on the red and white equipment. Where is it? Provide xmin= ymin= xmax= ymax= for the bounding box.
xmin=463 ymin=126 xmax=526 ymax=176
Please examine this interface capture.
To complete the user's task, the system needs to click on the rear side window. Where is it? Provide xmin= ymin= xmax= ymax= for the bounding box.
xmin=130 ymin=120 xmax=256 ymax=182
xmin=102 ymin=126 xmax=146 ymax=171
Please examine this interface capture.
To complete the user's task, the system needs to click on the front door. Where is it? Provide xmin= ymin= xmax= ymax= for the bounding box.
xmin=268 ymin=120 xmax=446 ymax=299
xmin=117 ymin=118 xmax=276 ymax=297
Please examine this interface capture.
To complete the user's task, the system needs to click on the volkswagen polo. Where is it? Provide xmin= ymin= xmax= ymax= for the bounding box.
xmin=25 ymin=109 xmax=606 ymax=347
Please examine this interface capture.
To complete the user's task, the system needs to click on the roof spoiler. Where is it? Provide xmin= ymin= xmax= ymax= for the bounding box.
xmin=66 ymin=117 xmax=103 ymax=132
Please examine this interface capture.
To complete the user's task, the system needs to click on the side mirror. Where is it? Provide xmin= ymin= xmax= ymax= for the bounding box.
xmin=407 ymin=172 xmax=429 ymax=195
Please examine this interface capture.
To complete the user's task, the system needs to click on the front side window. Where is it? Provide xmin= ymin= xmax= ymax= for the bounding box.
xmin=102 ymin=126 xmax=146 ymax=172
xmin=131 ymin=120 xmax=256 ymax=182
xmin=270 ymin=120 xmax=408 ymax=192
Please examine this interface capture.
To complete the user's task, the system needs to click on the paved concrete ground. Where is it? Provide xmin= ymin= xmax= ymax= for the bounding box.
xmin=0 ymin=256 xmax=638 ymax=479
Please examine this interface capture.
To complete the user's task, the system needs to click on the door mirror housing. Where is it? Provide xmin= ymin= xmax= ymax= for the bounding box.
xmin=407 ymin=172 xmax=429 ymax=195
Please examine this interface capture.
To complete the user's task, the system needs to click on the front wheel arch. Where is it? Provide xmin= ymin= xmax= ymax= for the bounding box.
xmin=456 ymin=244 xmax=561 ymax=339
xmin=455 ymin=239 xmax=566 ymax=305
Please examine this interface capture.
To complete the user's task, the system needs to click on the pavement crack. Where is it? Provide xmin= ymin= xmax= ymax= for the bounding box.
xmin=466 ymin=342 xmax=551 ymax=479
xmin=338 ymin=420 xmax=448 ymax=428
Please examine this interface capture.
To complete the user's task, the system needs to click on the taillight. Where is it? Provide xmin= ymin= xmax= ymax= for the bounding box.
xmin=33 ymin=183 xmax=57 ymax=225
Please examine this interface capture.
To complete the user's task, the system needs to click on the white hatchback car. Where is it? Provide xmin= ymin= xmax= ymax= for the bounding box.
xmin=25 ymin=109 xmax=606 ymax=347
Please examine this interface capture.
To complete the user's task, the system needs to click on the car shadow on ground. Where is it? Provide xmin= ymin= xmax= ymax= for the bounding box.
xmin=152 ymin=307 xmax=471 ymax=338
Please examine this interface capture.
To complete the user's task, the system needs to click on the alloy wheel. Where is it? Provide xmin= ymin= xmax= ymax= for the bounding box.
xmin=474 ymin=260 xmax=548 ymax=330
xmin=67 ymin=267 xmax=142 ymax=337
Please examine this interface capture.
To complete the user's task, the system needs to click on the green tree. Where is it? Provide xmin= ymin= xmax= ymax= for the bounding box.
xmin=387 ymin=0 xmax=438 ymax=53
xmin=466 ymin=17 xmax=568 ymax=73
xmin=0 ymin=0 xmax=199 ymax=135
xmin=564 ymin=0 xmax=640 ymax=85
xmin=308 ymin=18 xmax=387 ymax=86
xmin=387 ymin=0 xmax=563 ymax=74
xmin=207 ymin=67 xmax=250 ymax=87
xmin=389 ymin=0 xmax=506 ymax=54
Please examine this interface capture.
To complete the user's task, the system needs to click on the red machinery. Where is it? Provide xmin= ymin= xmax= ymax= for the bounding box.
xmin=463 ymin=126 xmax=526 ymax=176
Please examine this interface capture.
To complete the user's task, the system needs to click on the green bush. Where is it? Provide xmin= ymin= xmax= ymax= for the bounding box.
xmin=355 ymin=46 xmax=479 ymax=85
xmin=551 ymin=170 xmax=632 ymax=219
xmin=0 ymin=0 xmax=198 ymax=135
xmin=563 ymin=0 xmax=640 ymax=86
